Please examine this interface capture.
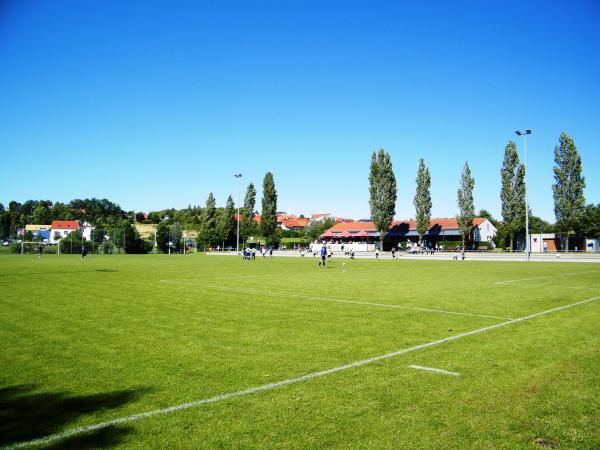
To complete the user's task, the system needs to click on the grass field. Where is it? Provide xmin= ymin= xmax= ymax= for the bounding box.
xmin=1 ymin=254 xmax=599 ymax=449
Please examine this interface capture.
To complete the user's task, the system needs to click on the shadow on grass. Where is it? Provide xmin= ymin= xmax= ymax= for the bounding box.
xmin=0 ymin=384 xmax=144 ymax=448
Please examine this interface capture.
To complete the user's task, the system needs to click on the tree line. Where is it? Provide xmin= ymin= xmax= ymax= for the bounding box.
xmin=0 ymin=171 xmax=285 ymax=253
xmin=2 ymin=131 xmax=597 ymax=253
xmin=368 ymin=131 xmax=596 ymax=250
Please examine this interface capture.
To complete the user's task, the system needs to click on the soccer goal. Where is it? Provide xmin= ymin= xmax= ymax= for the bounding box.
xmin=18 ymin=242 xmax=56 ymax=255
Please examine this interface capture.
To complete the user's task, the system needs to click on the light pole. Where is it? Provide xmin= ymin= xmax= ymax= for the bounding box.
xmin=234 ymin=173 xmax=242 ymax=254
xmin=515 ymin=129 xmax=532 ymax=261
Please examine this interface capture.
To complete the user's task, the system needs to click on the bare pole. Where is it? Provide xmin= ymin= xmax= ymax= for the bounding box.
xmin=235 ymin=173 xmax=242 ymax=254
xmin=515 ymin=129 xmax=532 ymax=262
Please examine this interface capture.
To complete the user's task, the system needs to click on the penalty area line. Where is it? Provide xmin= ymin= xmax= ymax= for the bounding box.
xmin=5 ymin=295 xmax=599 ymax=450
xmin=408 ymin=365 xmax=460 ymax=376
xmin=160 ymin=280 xmax=514 ymax=320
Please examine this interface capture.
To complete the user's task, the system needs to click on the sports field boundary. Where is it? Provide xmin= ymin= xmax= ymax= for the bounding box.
xmin=5 ymin=295 xmax=599 ymax=450
xmin=206 ymin=251 xmax=600 ymax=263
xmin=160 ymin=280 xmax=513 ymax=320
xmin=493 ymin=270 xmax=599 ymax=285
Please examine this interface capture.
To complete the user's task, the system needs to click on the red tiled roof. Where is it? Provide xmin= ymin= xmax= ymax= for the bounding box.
xmin=235 ymin=214 xmax=261 ymax=223
xmin=473 ymin=217 xmax=486 ymax=226
xmin=311 ymin=213 xmax=331 ymax=219
xmin=335 ymin=217 xmax=354 ymax=223
xmin=326 ymin=218 xmax=488 ymax=233
xmin=277 ymin=214 xmax=297 ymax=223
xmin=51 ymin=220 xmax=80 ymax=230
xmin=281 ymin=218 xmax=309 ymax=228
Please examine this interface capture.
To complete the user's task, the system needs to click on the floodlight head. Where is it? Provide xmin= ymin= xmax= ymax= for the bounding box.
xmin=234 ymin=173 xmax=242 ymax=178
xmin=515 ymin=129 xmax=532 ymax=136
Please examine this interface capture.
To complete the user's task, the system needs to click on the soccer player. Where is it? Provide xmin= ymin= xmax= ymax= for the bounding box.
xmin=318 ymin=244 xmax=327 ymax=268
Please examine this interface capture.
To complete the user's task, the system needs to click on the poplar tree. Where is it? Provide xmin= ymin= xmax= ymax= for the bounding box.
xmin=241 ymin=183 xmax=257 ymax=244
xmin=216 ymin=195 xmax=235 ymax=249
xmin=500 ymin=141 xmax=525 ymax=251
xmin=456 ymin=162 xmax=475 ymax=248
xmin=170 ymin=222 xmax=183 ymax=252
xmin=553 ymin=132 xmax=585 ymax=252
xmin=197 ymin=192 xmax=216 ymax=249
xmin=369 ymin=148 xmax=397 ymax=250
xmin=413 ymin=158 xmax=432 ymax=244
xmin=261 ymin=172 xmax=278 ymax=246
xmin=156 ymin=221 xmax=170 ymax=253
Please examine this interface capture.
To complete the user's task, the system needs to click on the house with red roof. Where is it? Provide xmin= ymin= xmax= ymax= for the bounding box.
xmin=234 ymin=213 xmax=261 ymax=223
xmin=50 ymin=220 xmax=81 ymax=243
xmin=279 ymin=217 xmax=310 ymax=231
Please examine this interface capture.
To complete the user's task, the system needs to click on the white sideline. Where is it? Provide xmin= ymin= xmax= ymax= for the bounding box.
xmin=521 ymin=284 xmax=600 ymax=292
xmin=160 ymin=280 xmax=513 ymax=320
xmin=493 ymin=270 xmax=599 ymax=285
xmin=408 ymin=365 xmax=460 ymax=376
xmin=5 ymin=295 xmax=599 ymax=450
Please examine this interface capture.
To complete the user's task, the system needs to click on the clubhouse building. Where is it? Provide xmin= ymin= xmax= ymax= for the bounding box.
xmin=321 ymin=217 xmax=497 ymax=250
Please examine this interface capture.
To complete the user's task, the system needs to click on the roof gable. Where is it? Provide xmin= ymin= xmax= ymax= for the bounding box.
xmin=51 ymin=220 xmax=80 ymax=230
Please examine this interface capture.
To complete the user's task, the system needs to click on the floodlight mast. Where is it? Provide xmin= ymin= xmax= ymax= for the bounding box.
xmin=234 ymin=174 xmax=242 ymax=255
xmin=515 ymin=129 xmax=532 ymax=261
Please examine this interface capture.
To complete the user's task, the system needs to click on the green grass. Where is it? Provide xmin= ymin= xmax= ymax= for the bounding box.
xmin=1 ymin=254 xmax=599 ymax=449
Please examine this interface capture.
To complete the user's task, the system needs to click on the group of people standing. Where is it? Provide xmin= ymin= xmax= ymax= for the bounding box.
xmin=242 ymin=246 xmax=273 ymax=260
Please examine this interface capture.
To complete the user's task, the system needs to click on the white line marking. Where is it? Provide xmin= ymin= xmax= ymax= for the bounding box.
xmin=160 ymin=280 xmax=513 ymax=320
xmin=493 ymin=270 xmax=599 ymax=285
xmin=408 ymin=365 xmax=460 ymax=376
xmin=520 ymin=284 xmax=600 ymax=292
xmin=6 ymin=295 xmax=599 ymax=450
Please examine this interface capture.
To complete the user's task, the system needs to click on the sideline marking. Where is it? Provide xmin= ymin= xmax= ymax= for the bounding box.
xmin=520 ymin=284 xmax=600 ymax=292
xmin=6 ymin=295 xmax=599 ymax=450
xmin=493 ymin=270 xmax=599 ymax=285
xmin=408 ymin=365 xmax=460 ymax=376
xmin=160 ymin=280 xmax=513 ymax=320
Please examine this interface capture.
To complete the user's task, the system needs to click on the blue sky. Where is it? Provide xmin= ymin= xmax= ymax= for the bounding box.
xmin=1 ymin=0 xmax=599 ymax=221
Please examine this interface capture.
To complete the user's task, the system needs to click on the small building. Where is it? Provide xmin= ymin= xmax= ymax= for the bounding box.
xmin=50 ymin=220 xmax=80 ymax=243
xmin=585 ymin=239 xmax=600 ymax=252
xmin=25 ymin=224 xmax=52 ymax=241
xmin=530 ymin=233 xmax=558 ymax=253
xmin=81 ymin=221 xmax=94 ymax=241
xmin=279 ymin=218 xmax=310 ymax=231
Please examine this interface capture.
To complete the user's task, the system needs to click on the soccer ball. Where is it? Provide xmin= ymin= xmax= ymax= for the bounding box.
xmin=342 ymin=262 xmax=346 ymax=266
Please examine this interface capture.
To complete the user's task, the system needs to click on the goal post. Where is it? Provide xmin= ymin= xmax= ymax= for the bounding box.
xmin=18 ymin=242 xmax=57 ymax=255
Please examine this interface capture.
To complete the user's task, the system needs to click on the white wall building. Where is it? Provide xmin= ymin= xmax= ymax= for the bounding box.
xmin=50 ymin=220 xmax=80 ymax=243
xmin=472 ymin=218 xmax=497 ymax=242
